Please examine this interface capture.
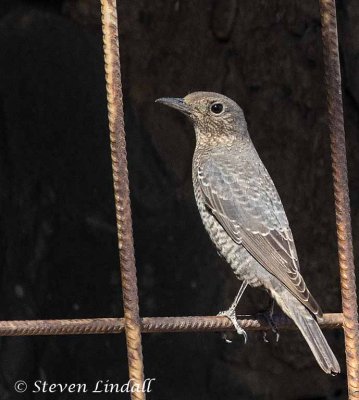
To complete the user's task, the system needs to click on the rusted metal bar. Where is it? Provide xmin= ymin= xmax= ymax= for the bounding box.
xmin=0 ymin=313 xmax=343 ymax=336
xmin=319 ymin=1 xmax=359 ymax=398
xmin=100 ymin=1 xmax=145 ymax=399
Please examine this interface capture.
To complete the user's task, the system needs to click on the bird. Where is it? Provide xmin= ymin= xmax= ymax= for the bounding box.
xmin=156 ymin=92 xmax=340 ymax=375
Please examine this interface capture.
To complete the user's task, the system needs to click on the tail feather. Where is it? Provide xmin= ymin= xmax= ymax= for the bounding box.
xmin=271 ymin=288 xmax=340 ymax=375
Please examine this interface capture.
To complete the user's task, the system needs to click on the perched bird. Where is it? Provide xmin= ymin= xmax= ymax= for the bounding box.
xmin=156 ymin=92 xmax=340 ymax=375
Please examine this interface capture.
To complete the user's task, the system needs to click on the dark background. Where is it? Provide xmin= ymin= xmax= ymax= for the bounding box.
xmin=0 ymin=0 xmax=358 ymax=399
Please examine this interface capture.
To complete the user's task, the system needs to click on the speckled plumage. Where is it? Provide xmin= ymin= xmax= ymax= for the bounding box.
xmin=157 ymin=91 xmax=340 ymax=375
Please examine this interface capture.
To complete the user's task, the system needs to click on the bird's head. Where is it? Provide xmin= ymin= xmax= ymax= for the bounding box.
xmin=156 ymin=92 xmax=248 ymax=145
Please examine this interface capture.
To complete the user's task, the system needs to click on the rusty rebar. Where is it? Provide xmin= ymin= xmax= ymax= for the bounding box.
xmin=0 ymin=313 xmax=343 ymax=336
xmin=100 ymin=1 xmax=145 ymax=399
xmin=319 ymin=1 xmax=359 ymax=398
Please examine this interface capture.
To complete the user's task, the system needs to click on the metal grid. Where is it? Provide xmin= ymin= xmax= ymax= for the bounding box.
xmin=1 ymin=0 xmax=358 ymax=399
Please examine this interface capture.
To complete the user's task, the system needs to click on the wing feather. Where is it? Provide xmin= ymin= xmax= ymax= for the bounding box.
xmin=198 ymin=149 xmax=322 ymax=317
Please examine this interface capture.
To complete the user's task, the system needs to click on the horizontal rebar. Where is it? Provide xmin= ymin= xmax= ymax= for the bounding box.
xmin=0 ymin=313 xmax=343 ymax=336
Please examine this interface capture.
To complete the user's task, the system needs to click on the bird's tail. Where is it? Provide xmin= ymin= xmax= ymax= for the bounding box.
xmin=270 ymin=287 xmax=340 ymax=375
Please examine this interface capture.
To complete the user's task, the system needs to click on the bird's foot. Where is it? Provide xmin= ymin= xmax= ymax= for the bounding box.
xmin=256 ymin=311 xmax=280 ymax=343
xmin=217 ymin=308 xmax=247 ymax=344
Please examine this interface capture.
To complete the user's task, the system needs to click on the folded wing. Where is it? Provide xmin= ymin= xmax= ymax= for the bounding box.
xmin=198 ymin=147 xmax=322 ymax=317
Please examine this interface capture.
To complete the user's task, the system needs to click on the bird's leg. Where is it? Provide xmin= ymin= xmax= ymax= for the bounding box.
xmin=258 ymin=298 xmax=280 ymax=343
xmin=217 ymin=281 xmax=248 ymax=343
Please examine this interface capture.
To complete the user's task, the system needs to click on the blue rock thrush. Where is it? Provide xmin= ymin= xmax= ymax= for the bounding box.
xmin=156 ymin=92 xmax=340 ymax=375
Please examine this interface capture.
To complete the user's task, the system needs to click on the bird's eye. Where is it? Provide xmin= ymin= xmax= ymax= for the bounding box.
xmin=210 ymin=103 xmax=224 ymax=114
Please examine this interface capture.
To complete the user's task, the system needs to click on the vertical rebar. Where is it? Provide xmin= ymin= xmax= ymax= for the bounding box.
xmin=100 ymin=1 xmax=146 ymax=399
xmin=319 ymin=1 xmax=359 ymax=398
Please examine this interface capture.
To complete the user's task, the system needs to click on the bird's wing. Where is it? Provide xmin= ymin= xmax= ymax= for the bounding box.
xmin=198 ymin=149 xmax=322 ymax=317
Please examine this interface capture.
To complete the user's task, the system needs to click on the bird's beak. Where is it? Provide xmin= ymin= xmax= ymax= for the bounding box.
xmin=155 ymin=97 xmax=192 ymax=116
